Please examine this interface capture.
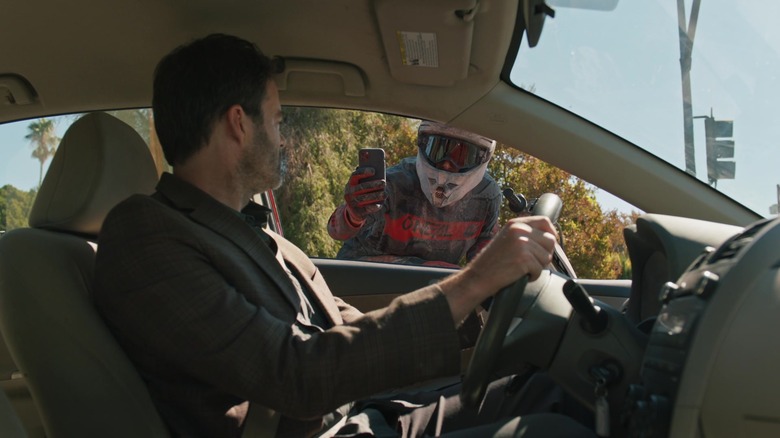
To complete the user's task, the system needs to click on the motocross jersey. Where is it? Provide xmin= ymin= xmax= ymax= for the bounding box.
xmin=330 ymin=157 xmax=501 ymax=266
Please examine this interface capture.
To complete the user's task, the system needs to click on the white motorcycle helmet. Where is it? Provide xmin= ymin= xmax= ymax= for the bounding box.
xmin=415 ymin=121 xmax=496 ymax=208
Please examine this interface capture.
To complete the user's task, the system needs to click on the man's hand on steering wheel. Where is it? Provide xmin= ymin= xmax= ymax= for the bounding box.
xmin=465 ymin=216 xmax=558 ymax=288
xmin=451 ymin=216 xmax=559 ymax=408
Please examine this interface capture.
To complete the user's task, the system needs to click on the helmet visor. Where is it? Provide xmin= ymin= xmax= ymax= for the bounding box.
xmin=418 ymin=134 xmax=491 ymax=173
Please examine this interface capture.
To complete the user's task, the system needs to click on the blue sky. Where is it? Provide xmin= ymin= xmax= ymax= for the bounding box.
xmin=0 ymin=120 xmax=68 ymax=191
xmin=511 ymin=0 xmax=780 ymax=216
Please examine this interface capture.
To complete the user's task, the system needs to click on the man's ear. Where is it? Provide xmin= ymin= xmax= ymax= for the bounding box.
xmin=224 ymin=104 xmax=248 ymax=143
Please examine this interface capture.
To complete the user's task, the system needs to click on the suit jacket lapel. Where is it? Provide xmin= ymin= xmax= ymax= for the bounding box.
xmin=154 ymin=173 xmax=301 ymax=312
xmin=268 ymin=232 xmax=344 ymax=326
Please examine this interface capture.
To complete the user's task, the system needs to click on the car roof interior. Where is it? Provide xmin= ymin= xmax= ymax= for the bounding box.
xmin=1 ymin=0 xmax=511 ymax=124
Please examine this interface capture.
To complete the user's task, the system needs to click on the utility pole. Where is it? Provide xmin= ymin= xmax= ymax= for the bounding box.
xmin=678 ymin=0 xmax=702 ymax=176
xmin=776 ymin=184 xmax=780 ymax=215
xmin=772 ymin=185 xmax=780 ymax=215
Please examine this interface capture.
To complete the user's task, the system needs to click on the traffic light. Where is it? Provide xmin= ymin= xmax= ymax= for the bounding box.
xmin=704 ymin=115 xmax=735 ymax=185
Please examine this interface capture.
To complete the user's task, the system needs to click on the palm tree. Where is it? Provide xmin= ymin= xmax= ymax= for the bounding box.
xmin=25 ymin=118 xmax=60 ymax=188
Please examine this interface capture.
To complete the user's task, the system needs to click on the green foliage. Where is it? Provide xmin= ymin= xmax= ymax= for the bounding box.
xmin=274 ymin=108 xmax=418 ymax=258
xmin=277 ymin=108 xmax=637 ymax=279
xmin=488 ymin=149 xmax=637 ymax=279
xmin=0 ymin=185 xmax=36 ymax=232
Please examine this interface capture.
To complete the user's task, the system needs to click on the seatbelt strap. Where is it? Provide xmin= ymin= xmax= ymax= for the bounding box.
xmin=242 ymin=404 xmax=280 ymax=438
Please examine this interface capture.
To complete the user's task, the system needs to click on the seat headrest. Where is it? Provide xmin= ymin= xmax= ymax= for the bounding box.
xmin=28 ymin=112 xmax=159 ymax=235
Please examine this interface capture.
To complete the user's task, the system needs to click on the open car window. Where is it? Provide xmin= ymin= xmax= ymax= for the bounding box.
xmin=275 ymin=107 xmax=640 ymax=280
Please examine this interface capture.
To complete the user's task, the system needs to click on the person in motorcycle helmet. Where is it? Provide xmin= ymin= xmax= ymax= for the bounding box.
xmin=328 ymin=121 xmax=501 ymax=267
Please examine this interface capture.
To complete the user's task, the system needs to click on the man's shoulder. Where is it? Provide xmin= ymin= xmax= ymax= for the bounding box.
xmin=101 ymin=193 xmax=182 ymax=239
xmin=107 ymin=193 xmax=167 ymax=219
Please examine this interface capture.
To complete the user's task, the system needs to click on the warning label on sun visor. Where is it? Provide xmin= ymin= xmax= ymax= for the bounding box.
xmin=397 ymin=31 xmax=439 ymax=68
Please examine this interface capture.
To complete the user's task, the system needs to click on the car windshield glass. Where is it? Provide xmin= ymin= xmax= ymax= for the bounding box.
xmin=510 ymin=0 xmax=780 ymax=217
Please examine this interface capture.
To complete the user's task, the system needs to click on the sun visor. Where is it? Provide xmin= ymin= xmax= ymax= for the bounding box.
xmin=374 ymin=0 xmax=478 ymax=87
xmin=277 ymin=59 xmax=366 ymax=99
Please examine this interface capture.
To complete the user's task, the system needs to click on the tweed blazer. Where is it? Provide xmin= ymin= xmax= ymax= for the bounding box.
xmin=94 ymin=173 xmax=461 ymax=437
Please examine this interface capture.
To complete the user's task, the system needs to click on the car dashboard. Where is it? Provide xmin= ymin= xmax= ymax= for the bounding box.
xmin=622 ymin=215 xmax=780 ymax=437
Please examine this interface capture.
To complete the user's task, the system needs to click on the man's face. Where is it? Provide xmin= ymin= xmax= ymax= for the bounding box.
xmin=237 ymin=80 xmax=286 ymax=193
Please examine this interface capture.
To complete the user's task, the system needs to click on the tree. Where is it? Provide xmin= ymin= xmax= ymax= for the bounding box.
xmin=0 ymin=185 xmax=36 ymax=232
xmin=275 ymin=108 xmax=417 ymax=257
xmin=488 ymin=148 xmax=636 ymax=279
xmin=25 ymin=118 xmax=60 ymax=188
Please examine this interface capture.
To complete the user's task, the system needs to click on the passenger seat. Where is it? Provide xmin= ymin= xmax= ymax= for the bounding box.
xmin=0 ymin=112 xmax=169 ymax=437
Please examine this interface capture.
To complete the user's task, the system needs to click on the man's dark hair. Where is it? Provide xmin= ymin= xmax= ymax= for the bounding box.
xmin=152 ymin=33 xmax=285 ymax=166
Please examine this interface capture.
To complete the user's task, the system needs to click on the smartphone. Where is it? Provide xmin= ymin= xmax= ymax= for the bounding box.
xmin=358 ymin=148 xmax=386 ymax=183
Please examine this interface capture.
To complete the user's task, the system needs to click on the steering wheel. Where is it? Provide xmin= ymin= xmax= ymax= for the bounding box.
xmin=460 ymin=192 xmax=565 ymax=408
xmin=460 ymin=275 xmax=529 ymax=408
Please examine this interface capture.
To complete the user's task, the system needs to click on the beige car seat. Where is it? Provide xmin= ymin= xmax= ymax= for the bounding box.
xmin=0 ymin=112 xmax=169 ymax=437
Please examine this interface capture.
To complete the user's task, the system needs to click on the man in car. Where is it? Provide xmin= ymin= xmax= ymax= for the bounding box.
xmin=93 ymin=33 xmax=593 ymax=437
xmin=327 ymin=121 xmax=501 ymax=268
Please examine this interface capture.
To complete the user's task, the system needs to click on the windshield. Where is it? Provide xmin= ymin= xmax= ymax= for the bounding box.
xmin=510 ymin=0 xmax=780 ymax=217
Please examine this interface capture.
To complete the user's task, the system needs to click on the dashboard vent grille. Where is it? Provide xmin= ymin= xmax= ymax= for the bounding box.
xmin=708 ymin=218 xmax=773 ymax=264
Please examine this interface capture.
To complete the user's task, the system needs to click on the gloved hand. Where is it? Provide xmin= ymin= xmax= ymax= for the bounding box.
xmin=344 ymin=167 xmax=386 ymax=225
